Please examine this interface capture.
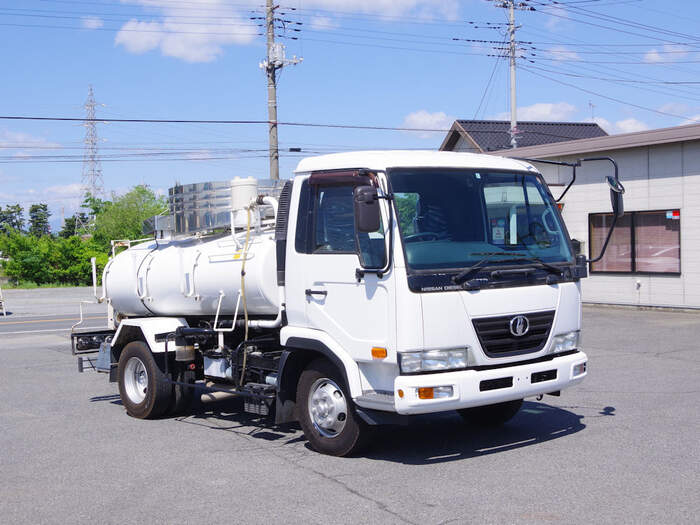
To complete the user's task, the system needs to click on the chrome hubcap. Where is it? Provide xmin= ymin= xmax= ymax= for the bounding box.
xmin=308 ymin=378 xmax=347 ymax=438
xmin=124 ymin=357 xmax=148 ymax=404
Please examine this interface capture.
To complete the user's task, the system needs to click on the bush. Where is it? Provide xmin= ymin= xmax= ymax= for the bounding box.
xmin=0 ymin=232 xmax=109 ymax=286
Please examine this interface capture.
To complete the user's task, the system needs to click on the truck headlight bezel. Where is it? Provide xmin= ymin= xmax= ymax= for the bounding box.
xmin=551 ymin=330 xmax=580 ymax=353
xmin=398 ymin=348 xmax=469 ymax=374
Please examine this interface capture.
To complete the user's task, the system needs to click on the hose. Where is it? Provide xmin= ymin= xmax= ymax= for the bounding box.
xmin=238 ymin=204 xmax=253 ymax=386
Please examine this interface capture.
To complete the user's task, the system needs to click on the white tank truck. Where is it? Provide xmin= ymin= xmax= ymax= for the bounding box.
xmin=73 ymin=151 xmax=625 ymax=456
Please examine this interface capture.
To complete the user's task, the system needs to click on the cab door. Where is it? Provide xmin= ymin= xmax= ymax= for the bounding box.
xmin=293 ymin=178 xmax=394 ymax=364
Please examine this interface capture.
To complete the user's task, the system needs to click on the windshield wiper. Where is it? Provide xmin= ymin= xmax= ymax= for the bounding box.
xmin=490 ymin=256 xmax=563 ymax=278
xmin=452 ymin=252 xmax=528 ymax=285
xmin=452 ymin=252 xmax=565 ymax=286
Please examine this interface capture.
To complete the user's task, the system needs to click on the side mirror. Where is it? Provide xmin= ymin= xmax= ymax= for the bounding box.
xmin=354 ymin=185 xmax=381 ymax=233
xmin=607 ymin=175 xmax=625 ymax=218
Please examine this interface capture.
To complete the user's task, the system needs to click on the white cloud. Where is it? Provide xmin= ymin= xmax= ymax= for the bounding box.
xmin=493 ymin=102 xmax=577 ymax=122
xmin=46 ymin=183 xmax=85 ymax=197
xmin=184 ymin=150 xmax=213 ymax=160
xmin=115 ymin=0 xmax=460 ymax=62
xmin=644 ymin=44 xmax=690 ymax=64
xmin=545 ymin=6 xmax=569 ymax=29
xmin=588 ymin=117 xmax=612 ymax=134
xmin=310 ymin=16 xmax=339 ymax=31
xmin=643 ymin=49 xmax=662 ymax=63
xmin=547 ymin=45 xmax=580 ymax=62
xmin=681 ymin=114 xmax=700 ymax=125
xmin=614 ymin=118 xmax=649 ymax=134
xmin=402 ymin=110 xmax=454 ymax=138
xmin=588 ymin=116 xmax=652 ymax=134
xmin=658 ymin=102 xmax=689 ymax=115
xmin=302 ymin=0 xmax=458 ymax=18
xmin=0 ymin=130 xmax=60 ymax=149
xmin=81 ymin=16 xmax=104 ymax=30
xmin=115 ymin=1 xmax=259 ymax=62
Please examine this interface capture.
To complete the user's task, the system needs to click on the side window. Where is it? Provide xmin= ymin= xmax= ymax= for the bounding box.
xmin=295 ymin=180 xmax=313 ymax=253
xmin=298 ymin=182 xmax=387 ymax=268
xmin=314 ymin=185 xmax=356 ymax=252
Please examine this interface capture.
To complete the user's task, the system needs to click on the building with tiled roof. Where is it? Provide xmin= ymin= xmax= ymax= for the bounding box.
xmin=439 ymin=119 xmax=608 ymax=152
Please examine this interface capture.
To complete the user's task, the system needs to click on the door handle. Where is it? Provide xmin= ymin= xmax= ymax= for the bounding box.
xmin=305 ymin=289 xmax=328 ymax=297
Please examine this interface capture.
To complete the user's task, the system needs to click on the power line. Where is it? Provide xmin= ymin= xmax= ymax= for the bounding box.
xmin=520 ymin=66 xmax=700 ymax=123
xmin=0 ymin=114 xmax=617 ymax=139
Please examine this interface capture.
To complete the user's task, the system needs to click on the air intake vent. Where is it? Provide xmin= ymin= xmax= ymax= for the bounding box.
xmin=275 ymin=180 xmax=293 ymax=241
xmin=275 ymin=180 xmax=293 ymax=286
xmin=473 ymin=310 xmax=555 ymax=358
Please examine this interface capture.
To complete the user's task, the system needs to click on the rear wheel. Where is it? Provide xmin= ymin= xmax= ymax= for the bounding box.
xmin=457 ymin=399 xmax=523 ymax=427
xmin=296 ymin=359 xmax=368 ymax=456
xmin=118 ymin=341 xmax=172 ymax=419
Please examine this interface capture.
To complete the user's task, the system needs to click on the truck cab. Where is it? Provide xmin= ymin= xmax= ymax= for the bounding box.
xmin=276 ymin=151 xmax=588 ymax=453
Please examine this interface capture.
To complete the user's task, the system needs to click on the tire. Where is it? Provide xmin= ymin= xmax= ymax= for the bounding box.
xmin=457 ymin=399 xmax=523 ymax=427
xmin=117 ymin=341 xmax=172 ymax=419
xmin=167 ymin=365 xmax=195 ymax=416
xmin=296 ymin=358 xmax=368 ymax=457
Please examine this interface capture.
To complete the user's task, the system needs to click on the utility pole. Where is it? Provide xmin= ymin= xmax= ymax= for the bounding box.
xmin=81 ymin=85 xmax=104 ymax=201
xmin=492 ymin=1 xmax=534 ymax=148
xmin=260 ymin=0 xmax=302 ymax=180
xmin=508 ymin=1 xmax=518 ymax=149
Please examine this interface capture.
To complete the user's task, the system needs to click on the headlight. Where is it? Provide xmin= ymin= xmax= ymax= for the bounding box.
xmin=398 ymin=348 xmax=469 ymax=373
xmin=551 ymin=331 xmax=580 ymax=353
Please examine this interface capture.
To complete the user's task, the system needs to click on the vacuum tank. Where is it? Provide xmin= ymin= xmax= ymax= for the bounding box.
xmin=103 ymin=177 xmax=283 ymax=318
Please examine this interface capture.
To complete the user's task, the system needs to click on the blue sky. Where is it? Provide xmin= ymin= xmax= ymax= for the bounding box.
xmin=1 ymin=0 xmax=700 ymax=230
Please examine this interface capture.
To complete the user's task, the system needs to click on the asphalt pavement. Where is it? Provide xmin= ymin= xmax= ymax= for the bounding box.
xmin=0 ymin=288 xmax=698 ymax=524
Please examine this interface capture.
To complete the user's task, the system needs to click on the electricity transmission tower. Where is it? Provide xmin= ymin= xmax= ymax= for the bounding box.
xmin=259 ymin=0 xmax=302 ymax=180
xmin=81 ymin=85 xmax=104 ymax=200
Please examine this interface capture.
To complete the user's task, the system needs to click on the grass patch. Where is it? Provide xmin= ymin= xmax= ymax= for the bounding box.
xmin=1 ymin=280 xmax=81 ymax=289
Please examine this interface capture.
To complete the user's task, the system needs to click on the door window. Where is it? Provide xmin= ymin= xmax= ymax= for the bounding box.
xmin=295 ymin=180 xmax=386 ymax=267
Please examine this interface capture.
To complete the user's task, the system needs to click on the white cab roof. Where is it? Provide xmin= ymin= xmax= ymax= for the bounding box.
xmin=294 ymin=150 xmax=536 ymax=174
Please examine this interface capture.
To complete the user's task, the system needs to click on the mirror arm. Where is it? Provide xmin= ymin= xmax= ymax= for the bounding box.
xmin=586 ymin=212 xmax=618 ymax=264
xmin=356 ymin=193 xmax=394 ymax=281
xmin=512 ymin=157 xmax=580 ymax=202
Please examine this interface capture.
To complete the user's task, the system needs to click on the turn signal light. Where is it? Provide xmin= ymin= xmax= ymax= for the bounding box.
xmin=417 ymin=386 xmax=454 ymax=400
xmin=418 ymin=387 xmax=434 ymax=399
xmin=371 ymin=347 xmax=387 ymax=359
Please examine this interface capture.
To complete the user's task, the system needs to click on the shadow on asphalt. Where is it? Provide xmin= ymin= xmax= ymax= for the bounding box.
xmin=168 ymin=399 xmax=589 ymax=463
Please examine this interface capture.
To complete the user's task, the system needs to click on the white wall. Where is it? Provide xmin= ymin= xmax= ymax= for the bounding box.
xmin=534 ymin=141 xmax=700 ymax=308
xmin=452 ymin=136 xmax=480 ymax=153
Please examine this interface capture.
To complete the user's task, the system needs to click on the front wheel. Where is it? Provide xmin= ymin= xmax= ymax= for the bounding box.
xmin=457 ymin=399 xmax=523 ymax=427
xmin=296 ymin=359 xmax=368 ymax=456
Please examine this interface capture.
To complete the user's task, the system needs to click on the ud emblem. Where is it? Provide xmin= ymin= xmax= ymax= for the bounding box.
xmin=509 ymin=315 xmax=530 ymax=337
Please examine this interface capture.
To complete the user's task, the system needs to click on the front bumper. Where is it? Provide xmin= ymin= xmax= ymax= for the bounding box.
xmin=394 ymin=350 xmax=587 ymax=415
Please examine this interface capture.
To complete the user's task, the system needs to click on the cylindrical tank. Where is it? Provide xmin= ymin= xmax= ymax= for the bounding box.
xmin=104 ymin=230 xmax=279 ymax=318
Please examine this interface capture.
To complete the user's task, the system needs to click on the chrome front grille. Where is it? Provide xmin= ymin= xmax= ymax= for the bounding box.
xmin=472 ymin=310 xmax=555 ymax=357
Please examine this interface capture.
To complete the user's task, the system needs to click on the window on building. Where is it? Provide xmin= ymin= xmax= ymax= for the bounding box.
xmin=589 ymin=210 xmax=680 ymax=274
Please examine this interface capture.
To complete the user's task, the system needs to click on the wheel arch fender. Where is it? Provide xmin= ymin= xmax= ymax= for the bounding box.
xmin=275 ymin=332 xmax=362 ymax=425
xmin=111 ymin=317 xmax=189 ymax=360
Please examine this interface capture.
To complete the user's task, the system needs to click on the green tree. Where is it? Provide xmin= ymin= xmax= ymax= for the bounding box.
xmin=59 ymin=212 xmax=89 ymax=238
xmin=28 ymin=203 xmax=51 ymax=237
xmin=82 ymin=193 xmax=107 ymax=218
xmin=93 ymin=185 xmax=167 ymax=248
xmin=0 ymin=204 xmax=25 ymax=232
xmin=394 ymin=193 xmax=419 ymax=234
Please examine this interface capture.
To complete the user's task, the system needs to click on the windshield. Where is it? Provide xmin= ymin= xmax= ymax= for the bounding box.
xmin=389 ymin=168 xmax=573 ymax=271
